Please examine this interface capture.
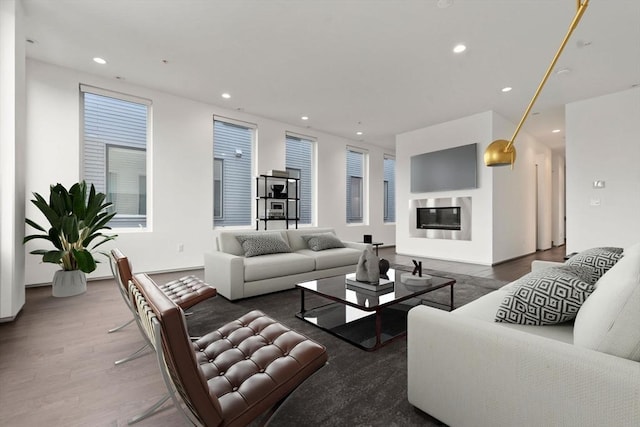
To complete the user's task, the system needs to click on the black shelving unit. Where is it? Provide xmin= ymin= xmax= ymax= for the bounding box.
xmin=255 ymin=174 xmax=300 ymax=230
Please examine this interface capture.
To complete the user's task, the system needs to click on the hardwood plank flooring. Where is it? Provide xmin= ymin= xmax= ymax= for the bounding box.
xmin=0 ymin=247 xmax=565 ymax=426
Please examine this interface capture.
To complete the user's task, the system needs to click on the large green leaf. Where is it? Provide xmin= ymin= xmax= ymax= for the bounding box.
xmin=70 ymin=181 xmax=87 ymax=219
xmin=52 ymin=183 xmax=72 ymax=213
xmin=23 ymin=234 xmax=53 ymax=245
xmin=25 ymin=218 xmax=46 ymax=232
xmin=42 ymin=250 xmax=64 ymax=264
xmin=84 ymin=192 xmax=109 ymax=226
xmin=48 ymin=228 xmax=63 ymax=250
xmin=73 ymin=248 xmax=97 ymax=273
xmin=61 ymin=215 xmax=79 ymax=243
xmin=85 ymin=233 xmax=117 ymax=250
xmin=31 ymin=192 xmax=61 ymax=229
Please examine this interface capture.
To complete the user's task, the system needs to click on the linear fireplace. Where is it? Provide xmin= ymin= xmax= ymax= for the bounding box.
xmin=416 ymin=207 xmax=461 ymax=231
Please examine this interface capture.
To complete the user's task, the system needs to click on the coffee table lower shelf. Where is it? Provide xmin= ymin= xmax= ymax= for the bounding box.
xmin=296 ymin=301 xmax=415 ymax=351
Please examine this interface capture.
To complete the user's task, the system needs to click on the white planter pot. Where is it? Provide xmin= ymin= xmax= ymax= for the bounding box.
xmin=52 ymin=270 xmax=87 ymax=297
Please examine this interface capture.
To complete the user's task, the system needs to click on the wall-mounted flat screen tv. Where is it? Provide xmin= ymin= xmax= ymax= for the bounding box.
xmin=410 ymin=143 xmax=477 ymax=193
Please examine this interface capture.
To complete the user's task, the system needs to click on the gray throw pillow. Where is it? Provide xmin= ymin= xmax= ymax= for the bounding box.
xmin=495 ymin=265 xmax=595 ymax=325
xmin=301 ymin=233 xmax=345 ymax=251
xmin=565 ymin=247 xmax=623 ymax=285
xmin=235 ymin=233 xmax=292 ymax=257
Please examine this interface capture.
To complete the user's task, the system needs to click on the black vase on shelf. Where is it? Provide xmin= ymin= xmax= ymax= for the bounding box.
xmin=270 ymin=184 xmax=287 ymax=198
xmin=379 ymin=258 xmax=390 ymax=279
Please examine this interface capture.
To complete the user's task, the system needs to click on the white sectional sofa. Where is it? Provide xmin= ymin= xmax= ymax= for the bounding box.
xmin=204 ymin=227 xmax=369 ymax=300
xmin=407 ymin=244 xmax=640 ymax=427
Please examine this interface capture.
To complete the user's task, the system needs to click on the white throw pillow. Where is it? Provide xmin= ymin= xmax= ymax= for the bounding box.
xmin=573 ymin=248 xmax=640 ymax=361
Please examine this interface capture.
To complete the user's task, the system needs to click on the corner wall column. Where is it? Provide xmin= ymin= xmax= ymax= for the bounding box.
xmin=0 ymin=0 xmax=27 ymax=321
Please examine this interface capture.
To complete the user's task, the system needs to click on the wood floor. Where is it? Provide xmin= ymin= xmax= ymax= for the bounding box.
xmin=0 ymin=246 xmax=565 ymax=426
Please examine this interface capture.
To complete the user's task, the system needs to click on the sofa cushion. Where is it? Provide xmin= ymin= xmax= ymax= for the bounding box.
xmin=495 ymin=265 xmax=594 ymax=325
xmin=243 ymin=252 xmax=315 ymax=282
xmin=453 ymin=289 xmax=574 ymax=344
xmin=286 ymin=228 xmax=337 ymax=251
xmin=297 ymin=247 xmax=362 ymax=270
xmin=217 ymin=230 xmax=289 ymax=256
xmin=302 ymin=232 xmax=345 ymax=251
xmin=573 ymin=248 xmax=640 ymax=361
xmin=565 ymin=247 xmax=623 ymax=285
xmin=236 ymin=233 xmax=292 ymax=257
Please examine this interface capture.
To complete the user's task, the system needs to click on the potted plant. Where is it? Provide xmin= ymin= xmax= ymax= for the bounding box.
xmin=23 ymin=181 xmax=117 ymax=297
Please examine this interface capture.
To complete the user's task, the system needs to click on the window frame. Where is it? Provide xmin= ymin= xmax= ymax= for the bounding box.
xmin=80 ymin=84 xmax=152 ymax=230
xmin=346 ymin=147 xmax=368 ymax=225
xmin=383 ymin=154 xmax=396 ymax=223
xmin=212 ymin=116 xmax=257 ymax=228
xmin=285 ymin=132 xmax=315 ymax=226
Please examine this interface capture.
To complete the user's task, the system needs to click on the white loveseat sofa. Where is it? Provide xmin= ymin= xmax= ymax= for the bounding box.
xmin=204 ymin=227 xmax=369 ymax=300
xmin=407 ymin=244 xmax=640 ymax=427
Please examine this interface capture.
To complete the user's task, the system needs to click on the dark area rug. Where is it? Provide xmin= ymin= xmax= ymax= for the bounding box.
xmin=186 ymin=266 xmax=508 ymax=426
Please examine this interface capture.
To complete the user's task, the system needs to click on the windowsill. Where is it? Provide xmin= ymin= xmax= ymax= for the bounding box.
xmin=111 ymin=226 xmax=152 ymax=234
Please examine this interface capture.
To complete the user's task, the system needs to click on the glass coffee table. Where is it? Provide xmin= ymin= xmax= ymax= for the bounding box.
xmin=295 ymin=269 xmax=455 ymax=351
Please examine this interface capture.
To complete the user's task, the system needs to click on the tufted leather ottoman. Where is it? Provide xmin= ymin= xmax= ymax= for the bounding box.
xmin=158 ymin=275 xmax=217 ymax=309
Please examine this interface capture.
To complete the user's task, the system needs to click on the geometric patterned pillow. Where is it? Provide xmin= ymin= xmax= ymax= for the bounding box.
xmin=565 ymin=247 xmax=623 ymax=285
xmin=596 ymin=246 xmax=624 ymax=255
xmin=301 ymin=233 xmax=345 ymax=251
xmin=495 ymin=265 xmax=595 ymax=325
xmin=235 ymin=233 xmax=292 ymax=257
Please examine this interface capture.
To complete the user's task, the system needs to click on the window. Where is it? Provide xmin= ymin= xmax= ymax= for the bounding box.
xmin=81 ymin=86 xmax=150 ymax=228
xmin=285 ymin=133 xmax=314 ymax=225
xmin=346 ymin=148 xmax=366 ymax=224
xmin=213 ymin=158 xmax=223 ymax=219
xmin=384 ymin=155 xmax=396 ymax=223
xmin=213 ymin=118 xmax=254 ymax=227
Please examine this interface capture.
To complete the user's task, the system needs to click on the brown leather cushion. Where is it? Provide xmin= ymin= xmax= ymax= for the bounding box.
xmin=193 ymin=310 xmax=328 ymax=426
xmin=131 ymin=273 xmax=327 ymax=427
xmin=158 ymin=275 xmax=217 ymax=309
xmin=112 ymin=248 xmax=216 ymax=310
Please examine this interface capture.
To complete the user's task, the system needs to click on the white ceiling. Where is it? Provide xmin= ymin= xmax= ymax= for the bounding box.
xmin=21 ymin=0 xmax=640 ymax=151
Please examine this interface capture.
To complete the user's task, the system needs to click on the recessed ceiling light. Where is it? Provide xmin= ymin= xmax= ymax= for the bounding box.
xmin=552 ymin=129 xmax=561 ymax=133
xmin=356 ymin=131 xmax=363 ymax=136
xmin=93 ymin=57 xmax=107 ymax=65
xmin=453 ymin=44 xmax=466 ymax=53
xmin=501 ymin=87 xmax=512 ymax=93
xmin=221 ymin=93 xmax=231 ymax=99
xmin=301 ymin=116 xmax=309 ymax=121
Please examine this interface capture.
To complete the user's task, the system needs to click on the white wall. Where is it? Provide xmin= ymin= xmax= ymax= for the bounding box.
xmin=24 ymin=60 xmax=395 ymax=285
xmin=565 ymin=87 xmax=640 ymax=252
xmin=396 ymin=112 xmax=495 ymax=264
xmin=491 ymin=113 xmax=549 ymax=262
xmin=0 ymin=0 xmax=26 ymax=321
xmin=396 ymin=111 xmax=550 ymax=265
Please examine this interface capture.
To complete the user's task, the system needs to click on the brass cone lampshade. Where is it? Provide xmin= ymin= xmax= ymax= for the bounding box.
xmin=484 ymin=139 xmax=516 ymax=167
xmin=484 ymin=0 xmax=589 ymax=168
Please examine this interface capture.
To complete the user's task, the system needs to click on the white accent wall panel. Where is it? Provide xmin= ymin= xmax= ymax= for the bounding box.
xmin=565 ymin=87 xmax=640 ymax=252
